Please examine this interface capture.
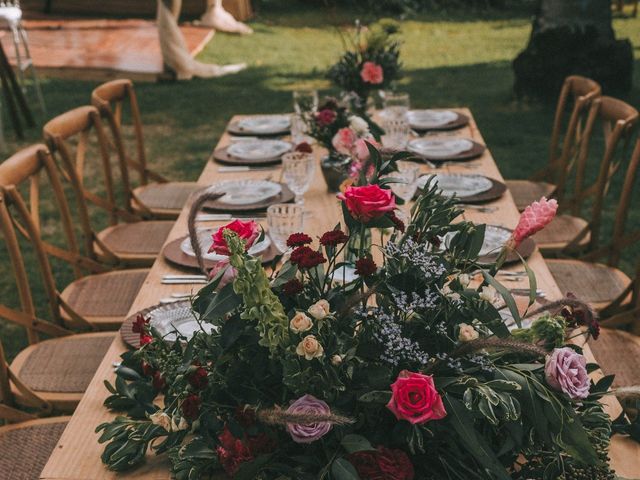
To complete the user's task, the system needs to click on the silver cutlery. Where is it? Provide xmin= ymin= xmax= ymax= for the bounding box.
xmin=218 ymin=166 xmax=279 ymax=173
xmin=458 ymin=204 xmax=498 ymax=213
xmin=161 ymin=279 xmax=208 ymax=285
xmin=510 ymin=288 xmax=547 ymax=298
xmin=196 ymin=213 xmax=266 ymax=222
xmin=163 ymin=274 xmax=207 ymax=280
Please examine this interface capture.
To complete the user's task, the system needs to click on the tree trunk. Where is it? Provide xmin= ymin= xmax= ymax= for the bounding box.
xmin=513 ymin=0 xmax=633 ymax=99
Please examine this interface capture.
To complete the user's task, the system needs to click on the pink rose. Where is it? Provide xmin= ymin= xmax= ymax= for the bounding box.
xmin=332 ymin=127 xmax=358 ymax=156
xmin=208 ymin=258 xmax=237 ymax=290
xmin=511 ymin=197 xmax=558 ymax=247
xmin=209 ymin=219 xmax=260 ymax=256
xmin=353 ymin=138 xmax=380 ymax=162
xmin=337 ymin=185 xmax=396 ymax=223
xmin=316 ymin=108 xmax=337 ymax=126
xmin=386 ymin=371 xmax=447 ymax=424
xmin=285 ymin=394 xmax=332 ymax=443
xmin=360 ymin=61 xmax=384 ymax=84
xmin=545 ymin=347 xmax=590 ymax=400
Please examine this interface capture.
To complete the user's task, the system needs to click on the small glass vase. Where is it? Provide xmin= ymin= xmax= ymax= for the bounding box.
xmin=320 ymin=151 xmax=351 ymax=193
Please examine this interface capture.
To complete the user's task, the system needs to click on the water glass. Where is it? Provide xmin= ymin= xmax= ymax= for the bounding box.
xmin=282 ymin=152 xmax=316 ymax=205
xmin=386 ymin=161 xmax=420 ymax=206
xmin=293 ymin=89 xmax=319 ymax=114
xmin=267 ymin=204 xmax=305 ymax=253
xmin=383 ymin=91 xmax=410 ymax=118
xmin=381 ymin=116 xmax=411 ymax=150
xmin=290 ymin=113 xmax=308 ymax=145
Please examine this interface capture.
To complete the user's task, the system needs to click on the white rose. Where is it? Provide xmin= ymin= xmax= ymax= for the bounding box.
xmin=349 ymin=115 xmax=369 ymax=135
xmin=458 ymin=274 xmax=471 ymax=288
xmin=308 ymin=299 xmax=331 ymax=320
xmin=290 ymin=312 xmax=313 ymax=333
xmin=331 ymin=354 xmax=343 ymax=366
xmin=479 ymin=285 xmax=498 ymax=304
xmin=296 ymin=335 xmax=324 ymax=360
xmin=149 ymin=411 xmax=172 ymax=431
xmin=458 ymin=323 xmax=479 ymax=342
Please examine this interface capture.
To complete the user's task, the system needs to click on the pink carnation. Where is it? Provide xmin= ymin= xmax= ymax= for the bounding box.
xmin=360 ymin=61 xmax=384 ymax=84
xmin=332 ymin=127 xmax=358 ymax=155
xmin=511 ymin=197 xmax=558 ymax=246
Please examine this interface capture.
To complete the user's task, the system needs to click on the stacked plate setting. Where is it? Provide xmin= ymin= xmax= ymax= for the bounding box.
xmin=418 ymin=173 xmax=493 ymax=199
xmin=234 ymin=115 xmax=291 ymax=135
xmin=226 ymin=139 xmax=292 ymax=162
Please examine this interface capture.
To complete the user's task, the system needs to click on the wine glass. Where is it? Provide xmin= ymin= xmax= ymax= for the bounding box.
xmin=383 ymin=91 xmax=410 ymax=118
xmin=293 ymin=90 xmax=319 ymax=114
xmin=381 ymin=116 xmax=411 ymax=150
xmin=267 ymin=204 xmax=304 ymax=253
xmin=290 ymin=113 xmax=308 ymax=145
xmin=282 ymin=152 xmax=316 ymax=205
xmin=386 ymin=161 xmax=420 ymax=219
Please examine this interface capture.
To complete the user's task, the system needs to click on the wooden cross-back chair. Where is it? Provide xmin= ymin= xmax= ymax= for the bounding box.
xmin=532 ymin=96 xmax=639 ymax=255
xmin=43 ymin=106 xmax=174 ymax=268
xmin=0 ymin=144 xmax=149 ymax=333
xmin=0 ymin=146 xmax=128 ymax=413
xmin=546 ymin=137 xmax=640 ymax=317
xmin=91 ymin=79 xmax=200 ymax=220
xmin=0 ymin=339 xmax=72 ymax=480
xmin=506 ymin=75 xmax=601 ymax=211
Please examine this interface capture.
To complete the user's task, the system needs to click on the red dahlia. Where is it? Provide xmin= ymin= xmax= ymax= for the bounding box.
xmin=319 ymin=229 xmax=349 ymax=246
xmin=287 ymin=232 xmax=313 ymax=248
xmin=348 ymin=446 xmax=415 ymax=480
xmin=132 ymin=314 xmax=149 ymax=334
xmin=290 ymin=246 xmax=327 ymax=269
xmin=181 ymin=394 xmax=202 ymax=420
xmin=355 ymin=257 xmax=377 ymax=277
xmin=295 ymin=141 xmax=313 ymax=153
xmin=316 ymin=108 xmax=337 ymax=126
xmin=282 ymin=278 xmax=304 ymax=296
xmin=188 ymin=366 xmax=209 ymax=390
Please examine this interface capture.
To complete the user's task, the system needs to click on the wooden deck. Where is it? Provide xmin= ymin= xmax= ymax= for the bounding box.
xmin=0 ymin=18 xmax=215 ymax=82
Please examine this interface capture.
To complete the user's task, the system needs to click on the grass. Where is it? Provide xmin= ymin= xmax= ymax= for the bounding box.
xmin=0 ymin=4 xmax=639 ymax=363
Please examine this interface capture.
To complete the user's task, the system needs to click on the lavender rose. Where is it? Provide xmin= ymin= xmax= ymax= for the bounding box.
xmin=285 ymin=394 xmax=332 ymax=443
xmin=544 ymin=347 xmax=590 ymax=400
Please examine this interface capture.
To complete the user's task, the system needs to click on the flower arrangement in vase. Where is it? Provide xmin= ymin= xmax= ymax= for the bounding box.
xmin=98 ymin=147 xmax=616 ymax=480
xmin=327 ymin=19 xmax=402 ymax=116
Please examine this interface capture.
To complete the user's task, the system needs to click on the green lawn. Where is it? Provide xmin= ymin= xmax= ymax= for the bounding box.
xmin=1 ymin=4 xmax=639 ymax=362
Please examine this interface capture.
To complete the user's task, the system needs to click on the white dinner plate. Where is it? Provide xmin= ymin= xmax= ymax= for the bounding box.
xmin=149 ymin=303 xmax=217 ymax=343
xmin=419 ymin=173 xmax=493 ymax=198
xmin=227 ymin=139 xmax=292 ymax=162
xmin=407 ymin=110 xmax=458 ymax=130
xmin=442 ymin=225 xmax=511 ymax=257
xmin=180 ymin=228 xmax=271 ymax=261
xmin=408 ymin=138 xmax=474 ymax=159
xmin=237 ymin=115 xmax=291 ymax=134
xmin=208 ymin=180 xmax=283 ymax=206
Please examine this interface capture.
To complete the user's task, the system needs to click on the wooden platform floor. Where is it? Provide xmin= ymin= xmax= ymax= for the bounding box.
xmin=0 ymin=18 xmax=214 ymax=82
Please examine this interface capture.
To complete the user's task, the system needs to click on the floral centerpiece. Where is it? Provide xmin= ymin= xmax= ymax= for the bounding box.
xmin=98 ymin=147 xmax=616 ymax=480
xmin=327 ymin=19 xmax=402 ymax=115
xmin=303 ymin=97 xmax=381 ymax=192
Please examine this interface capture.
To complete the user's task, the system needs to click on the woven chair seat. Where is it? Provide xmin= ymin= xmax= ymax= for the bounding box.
xmin=547 ymin=259 xmax=632 ymax=309
xmin=133 ymin=181 xmax=200 ymax=214
xmin=531 ymin=214 xmax=590 ymax=254
xmin=505 ymin=179 xmax=556 ymax=211
xmin=589 ymin=328 xmax=640 ymax=388
xmin=60 ymin=268 xmax=148 ymax=329
xmin=15 ymin=334 xmax=113 ymax=393
xmin=97 ymin=220 xmax=173 ymax=265
xmin=0 ymin=418 xmax=68 ymax=480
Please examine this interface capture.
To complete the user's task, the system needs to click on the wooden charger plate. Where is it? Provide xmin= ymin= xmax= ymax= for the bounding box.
xmin=163 ymin=236 xmax=278 ymax=271
xmin=412 ymin=112 xmax=470 ymax=133
xmin=203 ymin=183 xmax=295 ymax=212
xmin=409 ymin=139 xmax=486 ymax=163
xmin=418 ymin=175 xmax=506 ymax=204
xmin=227 ymin=120 xmax=290 ymax=137
xmin=212 ymin=146 xmax=289 ymax=166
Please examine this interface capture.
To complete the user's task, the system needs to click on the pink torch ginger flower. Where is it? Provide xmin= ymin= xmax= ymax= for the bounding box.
xmin=511 ymin=197 xmax=558 ymax=247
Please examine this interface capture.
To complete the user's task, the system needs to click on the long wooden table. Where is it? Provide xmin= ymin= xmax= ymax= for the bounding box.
xmin=40 ymin=110 xmax=640 ymax=479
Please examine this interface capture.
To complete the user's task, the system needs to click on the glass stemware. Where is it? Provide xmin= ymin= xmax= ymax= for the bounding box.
xmin=290 ymin=113 xmax=308 ymax=145
xmin=386 ymin=161 xmax=420 ymax=219
xmin=293 ymin=90 xmax=319 ymax=114
xmin=383 ymin=91 xmax=410 ymax=118
xmin=282 ymin=152 xmax=316 ymax=205
xmin=381 ymin=92 xmax=410 ymax=150
xmin=267 ymin=204 xmax=305 ymax=253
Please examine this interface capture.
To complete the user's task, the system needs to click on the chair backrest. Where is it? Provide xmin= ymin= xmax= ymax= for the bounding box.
xmin=542 ymin=75 xmax=601 ymax=188
xmin=559 ymin=96 xmax=639 ymax=252
xmin=0 ymin=145 xmax=96 ymax=344
xmin=91 ymin=80 xmax=166 ymax=216
xmin=43 ymin=106 xmax=140 ymax=262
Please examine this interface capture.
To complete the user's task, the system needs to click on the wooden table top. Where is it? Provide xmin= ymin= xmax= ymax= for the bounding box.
xmin=40 ymin=109 xmax=640 ymax=479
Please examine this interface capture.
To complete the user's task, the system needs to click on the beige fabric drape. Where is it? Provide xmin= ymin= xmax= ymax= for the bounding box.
xmin=198 ymin=0 xmax=253 ymax=34
xmin=156 ymin=0 xmax=247 ymax=80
